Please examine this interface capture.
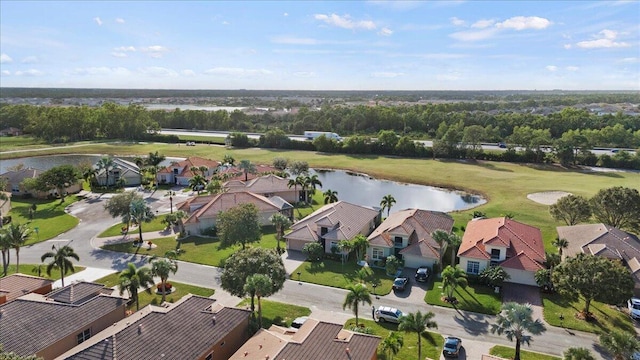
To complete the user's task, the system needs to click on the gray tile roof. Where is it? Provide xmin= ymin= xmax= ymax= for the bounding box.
xmin=62 ymin=295 xmax=251 ymax=360
xmin=0 ymin=273 xmax=53 ymax=303
xmin=47 ymin=282 xmax=111 ymax=305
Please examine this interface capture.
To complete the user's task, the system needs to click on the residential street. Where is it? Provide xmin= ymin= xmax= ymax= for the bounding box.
xmin=18 ymin=190 xmax=610 ymax=359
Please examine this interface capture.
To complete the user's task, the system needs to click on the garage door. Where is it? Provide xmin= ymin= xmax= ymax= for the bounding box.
xmin=403 ymin=255 xmax=435 ymax=270
xmin=287 ymin=238 xmax=309 ymax=252
xmin=504 ymin=268 xmax=537 ymax=286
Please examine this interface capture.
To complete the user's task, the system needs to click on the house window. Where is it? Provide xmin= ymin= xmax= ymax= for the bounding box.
xmin=76 ymin=329 xmax=91 ymax=344
xmin=394 ymin=236 xmax=403 ymax=247
xmin=330 ymin=241 xmax=339 ymax=252
xmin=372 ymin=248 xmax=384 ymax=260
xmin=173 ymin=168 xmax=179 ymax=175
xmin=320 ymin=227 xmax=328 ymax=236
xmin=490 ymin=249 xmax=500 ymax=260
xmin=466 ymin=261 xmax=480 ymax=275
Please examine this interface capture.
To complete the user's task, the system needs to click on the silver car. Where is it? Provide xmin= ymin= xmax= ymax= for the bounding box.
xmin=375 ymin=306 xmax=404 ymax=323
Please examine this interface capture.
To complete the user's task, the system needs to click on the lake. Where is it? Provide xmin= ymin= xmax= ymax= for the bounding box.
xmin=0 ymin=155 xmax=485 ymax=212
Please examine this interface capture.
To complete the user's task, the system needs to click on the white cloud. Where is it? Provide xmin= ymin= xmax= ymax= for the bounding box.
xmin=182 ymin=69 xmax=196 ymax=76
xmin=496 ymin=16 xmax=551 ymax=30
xmin=21 ymin=56 xmax=39 ymax=63
xmin=314 ymin=14 xmax=376 ymax=30
xmin=283 ymin=12 xmax=288 ymax=17
xmin=111 ymin=52 xmax=128 ymax=58
xmin=450 ymin=28 xmax=498 ymax=41
xmin=271 ymin=36 xmax=318 ymax=45
xmin=372 ymin=72 xmax=404 ymax=78
xmin=546 ymin=65 xmax=558 ymax=72
xmin=564 ymin=44 xmax=572 ymax=49
xmin=15 ymin=69 xmax=44 ymax=76
xmin=472 ymin=19 xmax=495 ymax=29
xmin=141 ymin=45 xmax=169 ymax=58
xmin=222 ymin=21 xmax=230 ymax=25
xmin=114 ymin=46 xmax=136 ymax=52
xmin=70 ymin=67 xmax=130 ymax=76
xmin=0 ymin=53 xmax=13 ymax=63
xmin=619 ymin=57 xmax=639 ymax=63
xmin=115 ymin=18 xmax=125 ymax=23
xmin=378 ymin=27 xmax=393 ymax=36
xmin=450 ymin=17 xmax=466 ymax=26
xmin=575 ymin=29 xmax=630 ymax=48
xmin=139 ymin=67 xmax=178 ymax=77
xmin=1 ymin=70 xmax=10 ymax=76
xmin=94 ymin=17 xmax=103 ymax=26
xmin=566 ymin=66 xmax=579 ymax=71
xmin=204 ymin=67 xmax=273 ymax=77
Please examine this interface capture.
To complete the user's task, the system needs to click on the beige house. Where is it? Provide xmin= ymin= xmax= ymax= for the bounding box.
xmin=156 ymin=156 xmax=220 ymax=186
xmin=458 ymin=217 xmax=545 ymax=286
xmin=57 ymin=295 xmax=251 ymax=360
xmin=178 ymin=191 xmax=292 ymax=235
xmin=284 ymin=201 xmax=381 ymax=252
xmin=367 ymin=209 xmax=454 ymax=269
xmin=94 ymin=158 xmax=141 ymax=187
xmin=0 ymin=168 xmax=81 ymax=199
xmin=224 ymin=173 xmax=299 ymax=204
xmin=0 ymin=282 xmax=126 ymax=360
xmin=0 ymin=273 xmax=53 ymax=304
xmin=230 ymin=318 xmax=381 ymax=360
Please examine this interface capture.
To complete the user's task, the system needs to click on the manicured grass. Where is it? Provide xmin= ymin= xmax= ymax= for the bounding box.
xmin=424 ymin=279 xmax=502 ymax=315
xmin=541 ymin=292 xmax=635 ymax=335
xmin=292 ymin=259 xmax=395 ymax=294
xmin=345 ymin=318 xmax=443 ymax=360
xmin=176 ymin=135 xmax=226 ymax=144
xmin=236 ymin=299 xmax=311 ymax=329
xmin=101 ymin=226 xmax=279 ymax=267
xmin=2 ymin=264 xmax=86 ymax=280
xmin=490 ymin=345 xmax=561 ymax=360
xmin=97 ymin=214 xmax=172 ymax=237
xmin=7 ymin=197 xmax=80 ymax=244
xmin=0 ymin=136 xmax=46 ymax=151
xmin=92 ymin=272 xmax=215 ymax=311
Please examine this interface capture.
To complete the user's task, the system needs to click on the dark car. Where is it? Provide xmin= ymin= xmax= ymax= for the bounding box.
xmin=498 ymin=142 xmax=507 ymax=148
xmin=442 ymin=336 xmax=462 ymax=358
xmin=415 ymin=266 xmax=431 ymax=282
xmin=392 ymin=277 xmax=409 ymax=291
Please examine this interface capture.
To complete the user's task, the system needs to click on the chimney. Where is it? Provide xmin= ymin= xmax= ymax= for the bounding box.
xmin=138 ymin=324 xmax=143 ymax=334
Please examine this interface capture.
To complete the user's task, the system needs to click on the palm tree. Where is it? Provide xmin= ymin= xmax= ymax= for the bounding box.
xmin=288 ymin=177 xmax=305 ymax=205
xmin=149 ymin=257 xmax=178 ymax=303
xmin=4 ymin=223 xmax=31 ymax=273
xmin=238 ymin=160 xmax=257 ymax=181
xmin=599 ymin=330 xmax=640 ymax=360
xmin=337 ymin=239 xmax=354 ymax=263
xmin=244 ymin=273 xmax=273 ymax=328
xmin=189 ymin=174 xmax=207 ymax=194
xmin=380 ymin=194 xmax=396 ymax=217
xmin=323 ymin=189 xmax=339 ymax=204
xmin=381 ymin=331 xmax=404 ymax=360
xmin=0 ymin=232 xmax=11 ymax=276
xmin=491 ymin=302 xmax=547 ymax=360
xmin=81 ymin=167 xmax=98 ymax=188
xmin=431 ymin=230 xmax=450 ymax=273
xmin=223 ymin=154 xmax=235 ymax=166
xmin=270 ymin=213 xmax=292 ymax=253
xmin=342 ymin=283 xmax=371 ymax=326
xmin=398 ymin=311 xmax=438 ymax=360
xmin=553 ymin=237 xmax=569 ymax=257
xmin=41 ymin=244 xmax=80 ymax=287
xmin=129 ymin=198 xmax=155 ymax=243
xmin=351 ymin=234 xmax=369 ymax=262
xmin=447 ymin=233 xmax=462 ymax=267
xmin=96 ymin=156 xmax=115 ymax=187
xmin=306 ymin=174 xmax=322 ymax=204
xmin=146 ymin=151 xmax=166 ymax=168
xmin=441 ymin=265 xmax=468 ymax=302
xmin=563 ymin=347 xmax=596 ymax=360
xmin=198 ymin=165 xmax=208 ymax=177
xmin=118 ymin=262 xmax=155 ymax=311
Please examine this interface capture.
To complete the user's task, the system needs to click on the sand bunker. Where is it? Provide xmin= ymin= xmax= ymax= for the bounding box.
xmin=527 ymin=191 xmax=572 ymax=205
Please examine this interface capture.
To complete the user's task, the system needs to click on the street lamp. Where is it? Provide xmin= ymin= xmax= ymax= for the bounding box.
xmin=372 ymin=284 xmax=378 ymax=299
xmin=297 ymin=272 xmax=301 ymax=283
xmin=559 ymin=313 xmax=564 ymax=328
xmin=168 ymin=191 xmax=175 ymax=214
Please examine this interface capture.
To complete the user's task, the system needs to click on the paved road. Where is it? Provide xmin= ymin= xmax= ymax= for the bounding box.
xmin=18 ymin=190 xmax=610 ymax=359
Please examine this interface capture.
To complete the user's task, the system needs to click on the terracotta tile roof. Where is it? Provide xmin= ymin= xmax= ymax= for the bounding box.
xmin=399 ymin=239 xmax=440 ymax=258
xmin=368 ymin=208 xmax=454 ymax=250
xmin=183 ymin=191 xmax=280 ymax=224
xmin=458 ymin=217 xmax=545 ymax=270
xmin=61 ymin=295 xmax=251 ymax=360
xmin=500 ymin=251 xmax=545 ymax=271
xmin=157 ymin=156 xmax=220 ymax=176
xmin=0 ymin=273 xmax=53 ymax=303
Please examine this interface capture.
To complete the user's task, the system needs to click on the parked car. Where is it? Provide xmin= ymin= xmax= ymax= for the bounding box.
xmin=498 ymin=142 xmax=507 ymax=148
xmin=291 ymin=316 xmax=308 ymax=329
xmin=392 ymin=277 xmax=409 ymax=291
xmin=375 ymin=306 xmax=404 ymax=323
xmin=442 ymin=336 xmax=462 ymax=358
xmin=415 ymin=266 xmax=431 ymax=282
xmin=628 ymin=298 xmax=640 ymax=320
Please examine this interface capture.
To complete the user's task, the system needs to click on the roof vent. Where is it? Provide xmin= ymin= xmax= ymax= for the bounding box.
xmin=212 ymin=316 xmax=217 ymax=325
xmin=138 ymin=324 xmax=143 ymax=334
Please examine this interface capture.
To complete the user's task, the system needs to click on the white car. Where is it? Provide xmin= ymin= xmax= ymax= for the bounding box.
xmin=375 ymin=306 xmax=404 ymax=323
xmin=628 ymin=298 xmax=640 ymax=320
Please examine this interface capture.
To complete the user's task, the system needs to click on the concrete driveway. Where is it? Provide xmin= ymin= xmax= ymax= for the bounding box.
xmin=502 ymin=283 xmax=545 ymax=322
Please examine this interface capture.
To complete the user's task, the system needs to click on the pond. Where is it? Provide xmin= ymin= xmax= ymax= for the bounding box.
xmin=0 ymin=155 xmax=485 ymax=212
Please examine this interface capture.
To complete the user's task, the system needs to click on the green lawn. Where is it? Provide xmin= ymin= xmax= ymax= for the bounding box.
xmin=424 ymin=279 xmax=502 ymax=315
xmin=490 ymin=345 xmax=561 ymax=360
xmin=7 ymin=197 xmax=80 ymax=244
xmin=101 ymin=226 xmax=279 ymax=267
xmin=292 ymin=259 xmax=394 ymax=294
xmin=2 ymin=264 xmax=86 ymax=280
xmin=345 ymin=318 xmax=443 ymax=360
xmin=236 ymin=298 xmax=311 ymax=329
xmin=0 ymin=136 xmax=46 ymax=151
xmin=97 ymin=213 xmax=173 ymax=237
xmin=92 ymin=272 xmax=215 ymax=311
xmin=541 ymin=292 xmax=635 ymax=335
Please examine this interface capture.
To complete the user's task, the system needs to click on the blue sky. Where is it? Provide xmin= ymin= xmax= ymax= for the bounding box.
xmin=1 ymin=1 xmax=638 ymax=90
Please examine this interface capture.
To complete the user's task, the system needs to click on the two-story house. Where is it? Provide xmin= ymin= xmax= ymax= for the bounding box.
xmin=457 ymin=217 xmax=545 ymax=286
xmin=156 ymin=156 xmax=220 ymax=186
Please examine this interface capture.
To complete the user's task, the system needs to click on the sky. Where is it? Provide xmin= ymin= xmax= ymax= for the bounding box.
xmin=1 ymin=1 xmax=639 ymax=91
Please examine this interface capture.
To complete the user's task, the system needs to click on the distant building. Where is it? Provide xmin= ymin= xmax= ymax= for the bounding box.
xmin=0 ymin=168 xmax=81 ymax=199
xmin=94 ymin=158 xmax=142 ymax=187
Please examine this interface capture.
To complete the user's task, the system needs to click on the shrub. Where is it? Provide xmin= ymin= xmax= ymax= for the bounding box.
xmin=156 ymin=282 xmax=173 ymax=292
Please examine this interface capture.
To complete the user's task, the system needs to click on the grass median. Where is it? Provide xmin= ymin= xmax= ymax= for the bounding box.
xmin=8 ymin=197 xmax=80 ymax=244
xmin=490 ymin=345 xmax=561 ymax=360
xmin=424 ymin=279 xmax=502 ymax=315
xmin=292 ymin=259 xmax=395 ymax=294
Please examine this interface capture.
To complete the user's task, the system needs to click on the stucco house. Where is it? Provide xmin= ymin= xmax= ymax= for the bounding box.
xmin=367 ymin=208 xmax=454 ymax=269
xmin=0 ymin=273 xmax=54 ymax=304
xmin=156 ymin=156 xmax=220 ymax=186
xmin=284 ymin=201 xmax=381 ymax=253
xmin=217 ymin=164 xmax=280 ymax=182
xmin=457 ymin=217 xmax=545 ymax=286
xmin=57 ymin=295 xmax=251 ymax=360
xmin=557 ymin=223 xmax=640 ymax=296
xmin=94 ymin=158 xmax=142 ymax=187
xmin=178 ymin=191 xmax=292 ymax=235
xmin=0 ymin=168 xmax=81 ymax=199
xmin=224 ymin=174 xmax=299 ymax=204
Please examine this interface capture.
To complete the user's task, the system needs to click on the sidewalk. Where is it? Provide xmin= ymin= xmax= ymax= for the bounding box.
xmin=53 ymin=267 xmax=116 ymax=288
xmin=93 ymin=227 xmax=178 ymax=248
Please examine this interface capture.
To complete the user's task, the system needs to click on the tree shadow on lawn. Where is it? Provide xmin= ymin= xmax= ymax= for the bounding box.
xmin=453 ymin=159 xmax=514 ymax=173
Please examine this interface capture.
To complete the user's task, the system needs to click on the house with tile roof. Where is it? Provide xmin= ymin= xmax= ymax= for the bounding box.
xmin=178 ymin=191 xmax=293 ymax=235
xmin=284 ymin=201 xmax=381 ymax=253
xmin=156 ymin=156 xmax=220 ymax=186
xmin=0 ymin=168 xmax=81 ymax=199
xmin=457 ymin=217 xmax=545 ymax=286
xmin=224 ymin=173 xmax=299 ymax=204
xmin=56 ymin=295 xmax=251 ymax=360
xmin=217 ymin=164 xmax=280 ymax=182
xmin=0 ymin=282 xmax=126 ymax=360
xmin=94 ymin=158 xmax=142 ymax=187
xmin=367 ymin=208 xmax=454 ymax=269
xmin=229 ymin=318 xmax=381 ymax=360
xmin=0 ymin=273 xmax=53 ymax=304
xmin=557 ymin=223 xmax=640 ymax=296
